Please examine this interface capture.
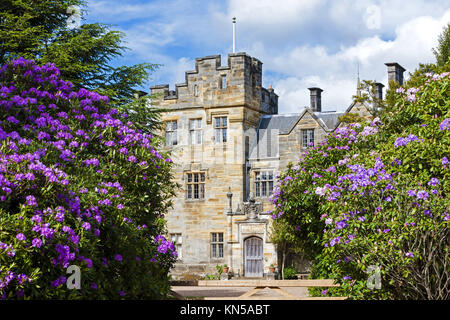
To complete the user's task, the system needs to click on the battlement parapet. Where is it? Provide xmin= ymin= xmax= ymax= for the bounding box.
xmin=150 ymin=52 xmax=276 ymax=114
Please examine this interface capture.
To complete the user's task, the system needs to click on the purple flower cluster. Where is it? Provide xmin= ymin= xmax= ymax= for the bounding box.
xmin=0 ymin=58 xmax=176 ymax=297
xmin=154 ymin=235 xmax=178 ymax=258
xmin=54 ymin=244 xmax=75 ymax=268
xmin=440 ymin=118 xmax=450 ymax=131
xmin=0 ymin=271 xmax=32 ymax=292
xmin=394 ymin=134 xmax=421 ymax=148
xmin=50 ymin=276 xmax=67 ymax=288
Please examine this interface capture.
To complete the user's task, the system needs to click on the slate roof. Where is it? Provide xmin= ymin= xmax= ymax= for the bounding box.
xmin=314 ymin=111 xmax=345 ymax=131
xmin=259 ymin=112 xmax=304 ymax=134
xmin=248 ymin=109 xmax=344 ymax=160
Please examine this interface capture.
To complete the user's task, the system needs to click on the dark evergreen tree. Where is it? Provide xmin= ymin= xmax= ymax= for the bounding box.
xmin=0 ymin=0 xmax=156 ymax=105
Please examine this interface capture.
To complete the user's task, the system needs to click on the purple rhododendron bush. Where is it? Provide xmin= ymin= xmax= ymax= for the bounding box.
xmin=271 ymin=72 xmax=449 ymax=299
xmin=0 ymin=58 xmax=177 ymax=299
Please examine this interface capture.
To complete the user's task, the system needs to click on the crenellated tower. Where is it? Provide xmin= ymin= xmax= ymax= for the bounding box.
xmin=150 ymin=52 xmax=278 ymax=115
xmin=149 ymin=52 xmax=279 ymax=278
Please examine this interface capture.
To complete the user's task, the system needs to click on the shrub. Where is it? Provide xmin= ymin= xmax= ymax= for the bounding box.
xmin=283 ymin=267 xmax=297 ymax=279
xmin=0 ymin=58 xmax=177 ymax=299
xmin=272 ymin=72 xmax=449 ymax=299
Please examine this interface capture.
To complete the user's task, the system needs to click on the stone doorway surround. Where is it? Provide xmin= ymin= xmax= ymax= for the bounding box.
xmin=228 ymin=194 xmax=275 ymax=278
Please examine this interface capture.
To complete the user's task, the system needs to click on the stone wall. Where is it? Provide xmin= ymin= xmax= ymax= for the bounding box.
xmin=150 ymin=51 xmax=374 ymax=280
xmin=151 ymin=53 xmax=278 ymax=279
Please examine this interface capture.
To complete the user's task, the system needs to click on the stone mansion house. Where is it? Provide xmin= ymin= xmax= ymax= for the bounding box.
xmin=150 ymin=52 xmax=406 ymax=279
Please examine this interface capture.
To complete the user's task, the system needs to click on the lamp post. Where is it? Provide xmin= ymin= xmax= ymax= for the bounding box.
xmin=226 ymin=187 xmax=233 ymax=273
xmin=227 ymin=187 xmax=233 ymax=214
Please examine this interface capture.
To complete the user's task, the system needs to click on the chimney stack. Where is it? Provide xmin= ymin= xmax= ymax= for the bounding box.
xmin=308 ymin=87 xmax=323 ymax=112
xmin=374 ymin=82 xmax=384 ymax=100
xmin=385 ymin=62 xmax=406 ymax=85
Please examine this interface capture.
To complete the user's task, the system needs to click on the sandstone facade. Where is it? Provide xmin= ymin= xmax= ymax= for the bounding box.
xmin=150 ymin=52 xmax=401 ymax=279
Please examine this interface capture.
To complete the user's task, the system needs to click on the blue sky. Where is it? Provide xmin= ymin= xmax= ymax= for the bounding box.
xmin=84 ymin=0 xmax=450 ymax=113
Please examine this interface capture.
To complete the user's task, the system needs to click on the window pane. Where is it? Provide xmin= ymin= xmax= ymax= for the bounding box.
xmin=302 ymin=130 xmax=308 ymax=147
xmin=187 ymin=184 xmax=192 ymax=198
xmin=221 ymin=75 xmax=226 ymax=89
xmin=215 ymin=128 xmax=220 ymax=142
xmin=255 ymin=182 xmax=260 ymax=197
xmin=197 ymin=130 xmax=202 ymax=144
xmin=255 ymin=172 xmax=260 ymax=181
xmin=219 ymin=244 xmax=223 ymax=258
xmin=212 ymin=244 xmax=217 ymax=258
xmin=194 ymin=173 xmax=199 ymax=182
xmin=218 ymin=233 xmax=223 ymax=242
xmin=197 ymin=119 xmax=202 ymax=128
xmin=261 ymin=171 xmax=267 ymax=181
xmin=222 ymin=129 xmax=227 ymax=142
xmin=165 ymin=133 xmax=171 ymax=146
xmin=269 ymin=181 xmax=273 ymax=195
xmin=200 ymin=184 xmax=205 ymax=199
xmin=262 ymin=181 xmax=267 ymax=196
xmin=187 ymin=174 xmax=192 ymax=182
xmin=190 ymin=130 xmax=195 ymax=144
xmin=194 ymin=184 xmax=199 ymax=198
xmin=212 ymin=233 xmax=217 ymax=242
xmin=177 ymin=245 xmax=182 ymax=259
xmin=268 ymin=171 xmax=273 ymax=180
xmin=172 ymin=133 xmax=177 ymax=145
xmin=215 ymin=117 xmax=220 ymax=128
xmin=222 ymin=117 xmax=227 ymax=127
xmin=200 ymin=173 xmax=205 ymax=182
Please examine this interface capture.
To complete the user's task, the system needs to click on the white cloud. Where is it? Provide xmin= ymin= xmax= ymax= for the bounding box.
xmin=85 ymin=0 xmax=450 ymax=113
xmin=263 ymin=9 xmax=450 ymax=113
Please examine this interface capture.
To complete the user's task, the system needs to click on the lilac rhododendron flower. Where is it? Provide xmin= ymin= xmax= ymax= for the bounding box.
xmin=26 ymin=195 xmax=37 ymax=207
xmin=394 ymin=137 xmax=407 ymax=147
xmin=50 ymin=276 xmax=66 ymax=288
xmin=16 ymin=233 xmax=26 ymax=241
xmin=427 ymin=178 xmax=439 ymax=186
xmin=442 ymin=157 xmax=449 ymax=167
xmin=439 ymin=118 xmax=450 ymax=130
xmin=424 ymin=210 xmax=432 ymax=217
xmin=31 ymin=238 xmax=42 ymax=248
xmin=416 ymin=190 xmax=429 ymax=200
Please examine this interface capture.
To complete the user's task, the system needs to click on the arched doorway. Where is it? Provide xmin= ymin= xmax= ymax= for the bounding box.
xmin=244 ymin=236 xmax=263 ymax=277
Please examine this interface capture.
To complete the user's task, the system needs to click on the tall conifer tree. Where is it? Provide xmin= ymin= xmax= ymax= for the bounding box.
xmin=0 ymin=0 xmax=156 ymax=105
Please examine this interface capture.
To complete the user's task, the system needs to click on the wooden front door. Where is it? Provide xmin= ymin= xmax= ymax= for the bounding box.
xmin=244 ymin=237 xmax=263 ymax=277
